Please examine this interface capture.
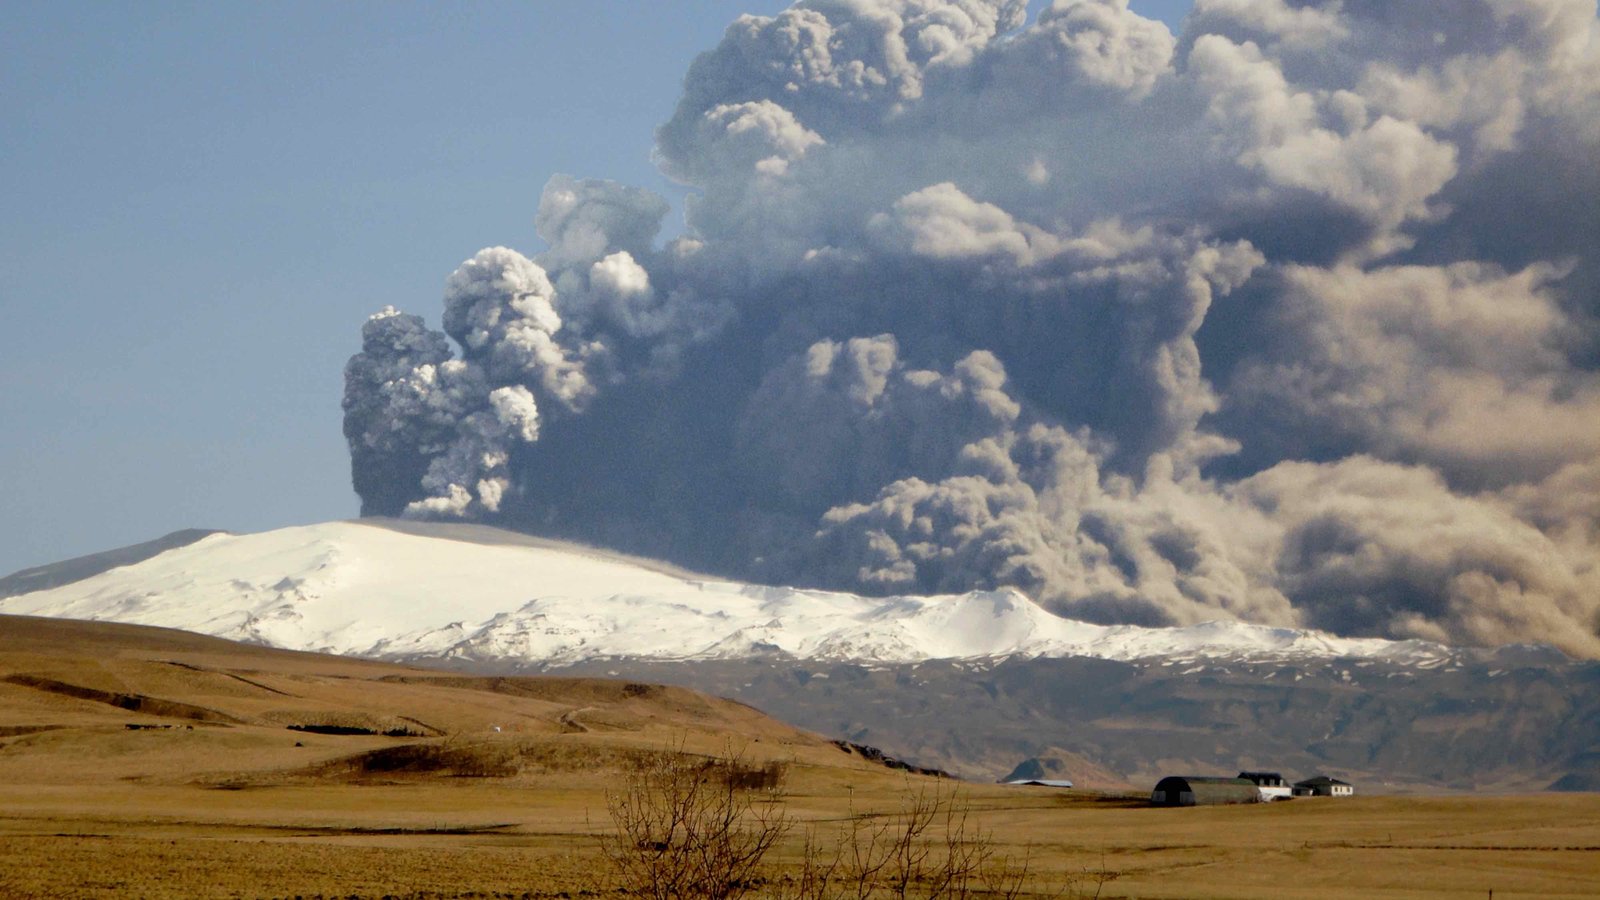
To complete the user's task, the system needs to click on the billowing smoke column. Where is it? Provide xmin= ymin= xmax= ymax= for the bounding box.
xmin=344 ymin=0 xmax=1600 ymax=657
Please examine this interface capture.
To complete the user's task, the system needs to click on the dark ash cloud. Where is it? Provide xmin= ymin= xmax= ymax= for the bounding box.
xmin=344 ymin=0 xmax=1600 ymax=657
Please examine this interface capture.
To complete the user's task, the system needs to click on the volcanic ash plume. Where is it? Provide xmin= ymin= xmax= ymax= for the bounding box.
xmin=344 ymin=0 xmax=1600 ymax=657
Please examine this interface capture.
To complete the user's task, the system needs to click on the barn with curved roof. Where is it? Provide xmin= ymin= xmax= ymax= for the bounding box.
xmin=1149 ymin=776 xmax=1262 ymax=806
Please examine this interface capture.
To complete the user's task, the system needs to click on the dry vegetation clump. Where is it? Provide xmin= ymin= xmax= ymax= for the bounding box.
xmin=513 ymin=739 xmax=668 ymax=775
xmin=312 ymin=739 xmax=521 ymax=779
xmin=307 ymin=736 xmax=726 ymax=783
xmin=601 ymin=746 xmax=1083 ymax=900
xmin=258 ymin=708 xmax=424 ymax=735
xmin=285 ymin=723 xmax=424 ymax=737
xmin=767 ymin=782 xmax=1116 ymax=900
xmin=0 ymin=724 xmax=63 ymax=737
xmin=774 ymin=786 xmax=1032 ymax=900
xmin=602 ymin=745 xmax=793 ymax=900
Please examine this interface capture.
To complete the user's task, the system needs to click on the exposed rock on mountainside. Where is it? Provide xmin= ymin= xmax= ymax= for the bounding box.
xmin=543 ymin=654 xmax=1600 ymax=790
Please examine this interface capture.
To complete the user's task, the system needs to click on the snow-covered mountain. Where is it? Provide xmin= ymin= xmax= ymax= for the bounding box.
xmin=0 ymin=519 xmax=1453 ymax=668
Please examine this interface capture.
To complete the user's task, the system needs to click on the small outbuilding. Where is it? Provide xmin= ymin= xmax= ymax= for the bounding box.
xmin=1238 ymin=771 xmax=1292 ymax=801
xmin=1293 ymin=776 xmax=1354 ymax=797
xmin=1150 ymin=776 xmax=1261 ymax=806
xmin=1005 ymin=778 xmax=1073 ymax=788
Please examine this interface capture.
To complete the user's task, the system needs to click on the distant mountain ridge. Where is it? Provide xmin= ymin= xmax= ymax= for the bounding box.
xmin=4 ymin=520 xmax=1595 ymax=792
xmin=0 ymin=519 xmax=1461 ymax=668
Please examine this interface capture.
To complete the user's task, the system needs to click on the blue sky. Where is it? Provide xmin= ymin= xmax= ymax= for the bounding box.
xmin=0 ymin=0 xmax=1194 ymax=575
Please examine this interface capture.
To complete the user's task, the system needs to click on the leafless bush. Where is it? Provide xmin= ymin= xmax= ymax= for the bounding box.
xmin=775 ymin=782 xmax=1039 ymax=900
xmin=600 ymin=747 xmax=1104 ymax=899
xmin=602 ymin=745 xmax=792 ymax=900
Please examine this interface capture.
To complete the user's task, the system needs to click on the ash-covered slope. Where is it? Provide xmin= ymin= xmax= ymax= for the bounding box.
xmin=567 ymin=652 xmax=1600 ymax=791
xmin=0 ymin=520 xmax=1450 ymax=668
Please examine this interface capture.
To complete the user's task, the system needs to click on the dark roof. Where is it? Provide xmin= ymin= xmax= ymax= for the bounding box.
xmin=1239 ymin=771 xmax=1285 ymax=782
xmin=1294 ymin=775 xmax=1352 ymax=787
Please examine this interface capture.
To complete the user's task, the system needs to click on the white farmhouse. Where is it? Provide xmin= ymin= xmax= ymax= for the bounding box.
xmin=1293 ymin=776 xmax=1355 ymax=797
xmin=1238 ymin=771 xmax=1293 ymax=801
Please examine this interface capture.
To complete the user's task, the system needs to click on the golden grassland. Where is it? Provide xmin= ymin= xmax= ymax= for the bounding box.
xmin=0 ymin=614 xmax=1597 ymax=899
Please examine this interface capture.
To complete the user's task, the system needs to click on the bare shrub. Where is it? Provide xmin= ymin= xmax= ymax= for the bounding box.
xmin=776 ymin=782 xmax=1041 ymax=900
xmin=602 ymin=745 xmax=792 ymax=900
xmin=600 ymin=747 xmax=1103 ymax=899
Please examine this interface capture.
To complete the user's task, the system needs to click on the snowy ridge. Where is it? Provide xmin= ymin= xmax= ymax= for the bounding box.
xmin=0 ymin=521 xmax=1450 ymax=666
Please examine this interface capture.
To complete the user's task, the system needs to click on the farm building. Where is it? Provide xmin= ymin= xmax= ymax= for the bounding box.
xmin=1294 ymin=776 xmax=1354 ymax=797
xmin=1150 ymin=776 xmax=1262 ymax=806
xmin=1238 ymin=771 xmax=1292 ymax=801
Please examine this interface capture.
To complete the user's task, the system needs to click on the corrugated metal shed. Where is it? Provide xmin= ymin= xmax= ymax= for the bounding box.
xmin=1150 ymin=775 xmax=1261 ymax=806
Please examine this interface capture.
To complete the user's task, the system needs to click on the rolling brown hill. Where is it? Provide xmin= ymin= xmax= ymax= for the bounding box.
xmin=3 ymin=614 xmax=1600 ymax=899
xmin=0 ymin=613 xmax=891 ymax=787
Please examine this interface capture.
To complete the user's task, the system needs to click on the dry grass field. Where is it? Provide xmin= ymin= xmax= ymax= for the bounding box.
xmin=1 ymin=614 xmax=1597 ymax=899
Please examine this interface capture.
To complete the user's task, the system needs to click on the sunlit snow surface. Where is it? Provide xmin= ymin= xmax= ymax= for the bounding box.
xmin=0 ymin=521 xmax=1448 ymax=666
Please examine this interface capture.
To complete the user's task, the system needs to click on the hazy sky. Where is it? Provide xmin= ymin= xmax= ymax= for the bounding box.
xmin=0 ymin=2 xmax=1190 ymax=574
